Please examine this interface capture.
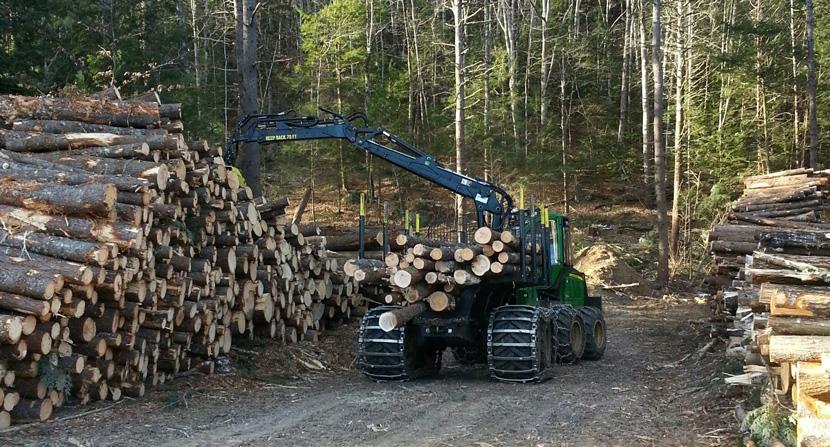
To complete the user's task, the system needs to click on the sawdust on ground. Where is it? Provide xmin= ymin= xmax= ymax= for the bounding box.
xmin=574 ymin=243 xmax=651 ymax=296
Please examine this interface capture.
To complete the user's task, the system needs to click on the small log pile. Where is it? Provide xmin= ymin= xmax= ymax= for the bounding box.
xmin=0 ymin=92 xmax=364 ymax=426
xmin=708 ymin=169 xmax=830 ymax=446
xmin=344 ymin=227 xmax=532 ymax=330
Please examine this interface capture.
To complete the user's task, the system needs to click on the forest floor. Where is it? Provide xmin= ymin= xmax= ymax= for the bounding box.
xmin=0 ymin=199 xmax=744 ymax=447
xmin=2 ymin=297 xmax=741 ymax=447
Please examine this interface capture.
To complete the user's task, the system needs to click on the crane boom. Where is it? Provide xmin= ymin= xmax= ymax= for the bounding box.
xmin=225 ymin=112 xmax=513 ymax=230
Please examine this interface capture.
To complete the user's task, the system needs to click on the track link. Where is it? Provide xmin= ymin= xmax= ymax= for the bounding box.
xmin=487 ymin=305 xmax=554 ymax=383
xmin=357 ymin=306 xmax=439 ymax=381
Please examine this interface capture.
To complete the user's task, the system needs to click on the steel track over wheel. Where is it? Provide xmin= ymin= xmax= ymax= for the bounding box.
xmin=578 ymin=306 xmax=607 ymax=360
xmin=357 ymin=306 xmax=440 ymax=381
xmin=487 ymin=305 xmax=554 ymax=383
xmin=551 ymin=304 xmax=585 ymax=364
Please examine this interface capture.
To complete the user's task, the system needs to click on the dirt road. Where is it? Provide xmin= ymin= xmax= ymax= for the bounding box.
xmin=3 ymin=299 xmax=737 ymax=447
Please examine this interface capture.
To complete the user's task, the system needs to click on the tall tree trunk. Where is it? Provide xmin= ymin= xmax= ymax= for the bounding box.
xmin=639 ymin=0 xmax=653 ymax=205
xmin=806 ymin=0 xmax=818 ymax=169
xmin=402 ymin=0 xmax=415 ymax=137
xmin=560 ymin=50 xmax=569 ymax=214
xmin=669 ymin=0 xmax=684 ymax=258
xmin=539 ymin=0 xmax=551 ymax=132
xmin=453 ymin=0 xmax=466 ymax=241
xmin=617 ymin=0 xmax=632 ymax=142
xmin=753 ymin=0 xmax=769 ymax=172
xmin=337 ymin=60 xmax=346 ymax=207
xmin=234 ymin=0 xmax=261 ymax=197
xmin=410 ymin=0 xmax=428 ymax=137
xmin=789 ymin=0 xmax=800 ymax=167
xmin=652 ymin=0 xmax=669 ymax=286
xmin=683 ymin=0 xmax=694 ymax=258
xmin=498 ymin=0 xmax=519 ymax=151
xmin=365 ymin=0 xmax=375 ymax=200
xmin=483 ymin=0 xmax=492 ymax=181
xmin=190 ymin=0 xmax=201 ymax=119
xmin=523 ymin=8 xmax=535 ymax=156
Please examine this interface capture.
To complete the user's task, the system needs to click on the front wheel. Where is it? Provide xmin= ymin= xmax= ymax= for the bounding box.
xmin=357 ymin=306 xmax=441 ymax=381
xmin=487 ymin=305 xmax=555 ymax=383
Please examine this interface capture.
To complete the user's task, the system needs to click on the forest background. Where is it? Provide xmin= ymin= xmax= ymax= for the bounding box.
xmin=1 ymin=0 xmax=827 ymax=284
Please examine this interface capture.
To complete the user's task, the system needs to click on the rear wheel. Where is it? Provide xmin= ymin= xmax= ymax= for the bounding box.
xmin=551 ymin=304 xmax=585 ymax=364
xmin=487 ymin=305 xmax=554 ymax=383
xmin=357 ymin=306 xmax=441 ymax=381
xmin=579 ymin=306 xmax=607 ymax=360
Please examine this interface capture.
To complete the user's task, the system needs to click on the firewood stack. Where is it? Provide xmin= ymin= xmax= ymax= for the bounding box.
xmin=344 ymin=227 xmax=533 ymax=329
xmin=707 ymin=168 xmax=829 ymax=291
xmin=708 ymin=169 xmax=830 ymax=446
xmin=0 ymin=92 xmax=363 ymax=426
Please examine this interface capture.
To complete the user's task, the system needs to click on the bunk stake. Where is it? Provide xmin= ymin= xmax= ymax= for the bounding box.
xmin=358 ymin=192 xmax=366 ymax=259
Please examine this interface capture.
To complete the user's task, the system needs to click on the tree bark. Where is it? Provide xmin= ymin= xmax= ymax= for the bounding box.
xmin=669 ymin=0 xmax=684 ymax=258
xmin=0 ymin=95 xmax=159 ymax=128
xmin=765 ymin=284 xmax=830 ymax=318
xmin=617 ymin=0 xmax=632 ymax=142
xmin=0 ymin=205 xmax=143 ymax=250
xmin=639 ymin=0 xmax=653 ymax=204
xmin=0 ymin=229 xmax=110 ymax=266
xmin=483 ymin=0 xmax=492 ymax=181
xmin=0 ymin=252 xmax=94 ymax=285
xmin=12 ymin=119 xmax=167 ymax=136
xmin=0 ymin=263 xmax=60 ymax=301
xmin=0 ymin=155 xmax=151 ymax=192
xmin=453 ymin=0 xmax=466 ymax=242
xmin=652 ymin=0 xmax=669 ymax=286
xmin=768 ymin=316 xmax=830 ymax=336
xmin=796 ymin=361 xmax=830 ymax=399
xmin=498 ymin=0 xmax=519 ymax=150
xmin=27 ymin=153 xmax=169 ymax=189
xmin=0 ymin=180 xmax=116 ymax=217
xmin=0 ymin=130 xmax=179 ymax=153
xmin=769 ymin=335 xmax=830 ymax=363
xmin=805 ymin=0 xmax=818 ymax=169
xmin=235 ymin=0 xmax=261 ymax=196
xmin=789 ymin=0 xmax=800 ymax=166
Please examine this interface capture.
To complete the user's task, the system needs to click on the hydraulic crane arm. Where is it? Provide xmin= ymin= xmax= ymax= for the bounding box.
xmin=225 ymin=111 xmax=514 ymax=230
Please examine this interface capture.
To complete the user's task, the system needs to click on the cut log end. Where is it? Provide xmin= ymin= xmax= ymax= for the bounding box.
xmin=378 ymin=312 xmax=397 ymax=332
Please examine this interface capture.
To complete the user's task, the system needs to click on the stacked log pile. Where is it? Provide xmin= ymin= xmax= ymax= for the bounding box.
xmin=708 ymin=169 xmax=830 ymax=446
xmin=0 ymin=93 xmax=363 ymax=426
xmin=344 ymin=227 xmax=532 ymax=329
xmin=708 ymin=168 xmax=829 ymax=290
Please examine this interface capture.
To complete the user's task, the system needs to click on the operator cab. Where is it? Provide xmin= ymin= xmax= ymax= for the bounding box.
xmin=548 ymin=213 xmax=573 ymax=267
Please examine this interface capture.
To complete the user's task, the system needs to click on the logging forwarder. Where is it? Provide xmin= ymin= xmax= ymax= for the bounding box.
xmin=225 ymin=109 xmax=606 ymax=383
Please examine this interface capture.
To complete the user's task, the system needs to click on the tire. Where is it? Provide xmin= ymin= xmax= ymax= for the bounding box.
xmin=357 ymin=306 xmax=441 ymax=381
xmin=487 ymin=305 xmax=554 ymax=383
xmin=579 ymin=306 xmax=607 ymax=361
xmin=551 ymin=304 xmax=585 ymax=364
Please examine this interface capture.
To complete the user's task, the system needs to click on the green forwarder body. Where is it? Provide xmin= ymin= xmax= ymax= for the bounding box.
xmin=357 ymin=211 xmax=607 ymax=383
xmin=219 ymin=112 xmax=604 ymax=382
